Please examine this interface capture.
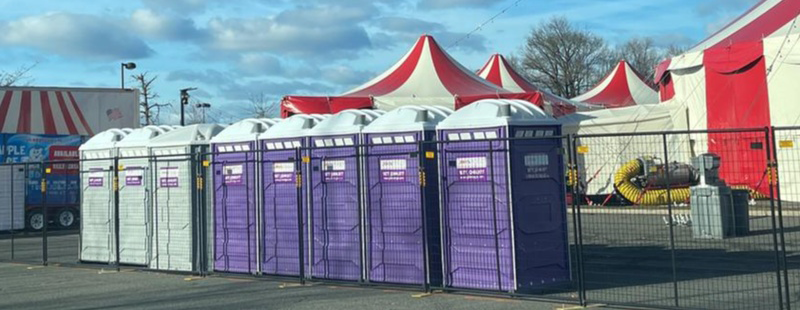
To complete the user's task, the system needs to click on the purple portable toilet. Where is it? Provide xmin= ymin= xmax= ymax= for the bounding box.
xmin=436 ymin=99 xmax=569 ymax=293
xmin=259 ymin=114 xmax=329 ymax=277
xmin=362 ymin=106 xmax=452 ymax=287
xmin=307 ymin=109 xmax=384 ymax=282
xmin=210 ymin=118 xmax=279 ymax=274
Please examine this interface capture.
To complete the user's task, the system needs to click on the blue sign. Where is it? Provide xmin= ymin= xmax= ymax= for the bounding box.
xmin=2 ymin=134 xmax=83 ymax=206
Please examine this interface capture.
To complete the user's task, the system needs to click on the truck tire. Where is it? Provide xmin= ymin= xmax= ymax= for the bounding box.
xmin=27 ymin=210 xmax=45 ymax=231
xmin=56 ymin=208 xmax=77 ymax=229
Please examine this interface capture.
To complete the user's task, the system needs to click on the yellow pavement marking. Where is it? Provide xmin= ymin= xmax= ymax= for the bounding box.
xmin=555 ymin=304 xmax=606 ymax=310
xmin=184 ymin=276 xmax=204 ymax=281
xmin=411 ymin=292 xmax=433 ymax=298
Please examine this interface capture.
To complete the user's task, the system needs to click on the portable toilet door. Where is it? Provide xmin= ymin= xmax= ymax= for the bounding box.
xmin=210 ymin=118 xmax=278 ymax=274
xmin=148 ymin=124 xmax=225 ymax=272
xmin=259 ymin=114 xmax=329 ymax=277
xmin=361 ymin=106 xmax=452 ymax=287
xmin=79 ymin=128 xmax=132 ymax=263
xmin=115 ymin=125 xmax=176 ymax=266
xmin=436 ymin=99 xmax=570 ymax=293
xmin=0 ymin=154 xmax=25 ymax=231
xmin=307 ymin=109 xmax=384 ymax=281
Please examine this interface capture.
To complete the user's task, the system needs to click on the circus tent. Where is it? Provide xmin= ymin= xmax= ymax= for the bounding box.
xmin=572 ymin=60 xmax=658 ymax=108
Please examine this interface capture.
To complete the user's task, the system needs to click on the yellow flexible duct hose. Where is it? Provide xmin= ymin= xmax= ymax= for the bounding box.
xmin=731 ymin=185 xmax=768 ymax=200
xmin=613 ymin=159 xmax=691 ymax=206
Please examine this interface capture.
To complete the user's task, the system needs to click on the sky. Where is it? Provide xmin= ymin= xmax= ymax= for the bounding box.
xmin=0 ymin=0 xmax=760 ymax=123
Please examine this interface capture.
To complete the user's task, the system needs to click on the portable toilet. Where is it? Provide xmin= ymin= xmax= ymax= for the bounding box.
xmin=209 ymin=118 xmax=279 ymax=274
xmin=79 ymin=128 xmax=133 ymax=263
xmin=436 ymin=99 xmax=569 ymax=292
xmin=0 ymin=160 xmax=25 ymax=231
xmin=307 ymin=109 xmax=384 ymax=281
xmin=361 ymin=106 xmax=451 ymax=286
xmin=259 ymin=114 xmax=329 ymax=277
xmin=115 ymin=125 xmax=177 ymax=266
xmin=148 ymin=124 xmax=225 ymax=272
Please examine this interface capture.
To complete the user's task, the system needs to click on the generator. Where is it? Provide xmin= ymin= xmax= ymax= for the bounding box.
xmin=690 ymin=153 xmax=749 ymax=239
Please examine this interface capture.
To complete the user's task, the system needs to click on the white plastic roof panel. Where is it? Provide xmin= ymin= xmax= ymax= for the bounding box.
xmin=116 ymin=125 xmax=174 ymax=148
xmin=148 ymin=124 xmax=226 ymax=147
xmin=261 ymin=114 xmax=330 ymax=139
xmin=210 ymin=118 xmax=279 ymax=144
xmin=364 ymin=105 xmax=454 ymax=133
xmin=437 ymin=99 xmax=557 ymax=130
xmin=79 ymin=128 xmax=132 ymax=151
xmin=308 ymin=110 xmax=385 ymax=136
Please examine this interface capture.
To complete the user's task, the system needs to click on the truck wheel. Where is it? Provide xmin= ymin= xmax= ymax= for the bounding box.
xmin=27 ymin=211 xmax=44 ymax=231
xmin=57 ymin=209 xmax=77 ymax=229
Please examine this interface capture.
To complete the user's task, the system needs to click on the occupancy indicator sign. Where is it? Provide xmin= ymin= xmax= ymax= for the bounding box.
xmin=88 ymin=168 xmax=105 ymax=187
xmin=223 ymin=164 xmax=244 ymax=185
xmin=273 ymin=162 xmax=295 ymax=183
xmin=456 ymin=156 xmax=488 ymax=181
xmin=159 ymin=167 xmax=179 ymax=188
xmin=125 ymin=167 xmax=144 ymax=186
xmin=322 ymin=160 xmax=346 ymax=182
xmin=380 ymin=159 xmax=407 ymax=182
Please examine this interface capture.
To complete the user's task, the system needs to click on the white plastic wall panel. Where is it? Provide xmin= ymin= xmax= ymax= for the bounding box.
xmin=80 ymin=151 xmax=115 ymax=263
xmin=151 ymin=146 xmax=195 ymax=272
xmin=0 ymin=165 xmax=25 ymax=231
xmin=117 ymin=152 xmax=152 ymax=265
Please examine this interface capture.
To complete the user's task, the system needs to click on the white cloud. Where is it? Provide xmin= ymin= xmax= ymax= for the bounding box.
xmin=417 ymin=0 xmax=501 ymax=9
xmin=237 ymin=53 xmax=284 ymax=76
xmin=0 ymin=12 xmax=153 ymax=60
xmin=130 ymin=9 xmax=203 ymax=41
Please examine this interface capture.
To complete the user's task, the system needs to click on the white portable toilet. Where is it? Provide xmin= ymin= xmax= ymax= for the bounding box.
xmin=148 ymin=124 xmax=225 ymax=272
xmin=361 ymin=105 xmax=452 ymax=286
xmin=79 ymin=128 xmax=133 ymax=263
xmin=115 ymin=125 xmax=178 ymax=266
xmin=306 ymin=109 xmax=384 ymax=282
xmin=259 ymin=114 xmax=329 ymax=277
xmin=209 ymin=118 xmax=279 ymax=274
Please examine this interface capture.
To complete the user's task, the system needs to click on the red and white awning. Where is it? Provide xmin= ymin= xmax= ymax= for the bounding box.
xmin=572 ymin=60 xmax=658 ymax=108
xmin=0 ymin=90 xmax=94 ymax=136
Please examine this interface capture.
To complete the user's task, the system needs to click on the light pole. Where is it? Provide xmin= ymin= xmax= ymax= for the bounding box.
xmin=196 ymin=103 xmax=211 ymax=123
xmin=179 ymin=87 xmax=197 ymax=126
xmin=120 ymin=62 xmax=136 ymax=89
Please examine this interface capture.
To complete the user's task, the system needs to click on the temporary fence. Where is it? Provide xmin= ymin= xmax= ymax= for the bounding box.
xmin=3 ymin=127 xmax=800 ymax=310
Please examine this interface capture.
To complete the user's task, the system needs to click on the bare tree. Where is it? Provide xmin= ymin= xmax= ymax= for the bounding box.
xmin=182 ymin=99 xmax=218 ymax=125
xmin=132 ymin=72 xmax=169 ymax=125
xmin=0 ymin=63 xmax=37 ymax=86
xmin=614 ymin=38 xmax=689 ymax=86
xmin=245 ymin=92 xmax=279 ymax=118
xmin=517 ymin=17 xmax=613 ymax=98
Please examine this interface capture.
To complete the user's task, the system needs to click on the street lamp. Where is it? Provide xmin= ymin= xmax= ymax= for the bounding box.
xmin=120 ymin=62 xmax=136 ymax=89
xmin=179 ymin=87 xmax=197 ymax=126
xmin=196 ymin=102 xmax=211 ymax=123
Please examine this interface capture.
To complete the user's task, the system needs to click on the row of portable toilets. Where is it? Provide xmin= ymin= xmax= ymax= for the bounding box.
xmin=79 ymin=99 xmax=570 ymax=293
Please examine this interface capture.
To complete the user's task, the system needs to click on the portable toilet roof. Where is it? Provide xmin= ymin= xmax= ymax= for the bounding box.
xmin=148 ymin=124 xmax=226 ymax=148
xmin=210 ymin=118 xmax=279 ymax=144
xmin=79 ymin=128 xmax=133 ymax=151
xmin=437 ymin=99 xmax=557 ymax=130
xmin=308 ymin=109 xmax=385 ymax=136
xmin=363 ymin=105 xmax=453 ymax=134
xmin=261 ymin=114 xmax=330 ymax=139
xmin=117 ymin=125 xmax=175 ymax=148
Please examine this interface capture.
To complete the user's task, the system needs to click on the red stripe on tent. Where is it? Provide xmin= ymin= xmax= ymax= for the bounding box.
xmin=17 ymin=91 xmax=31 ymax=133
xmin=499 ymin=56 xmax=538 ymax=93
xmin=66 ymin=91 xmax=94 ymax=136
xmin=39 ymin=91 xmax=57 ymax=135
xmin=346 ymin=36 xmax=426 ymax=97
xmin=659 ymin=74 xmax=676 ymax=102
xmin=694 ymin=0 xmax=767 ymax=50
xmin=704 ymin=41 xmax=770 ymax=196
xmin=428 ymin=36 xmax=505 ymax=95
xmin=0 ymin=91 xmax=13 ymax=131
xmin=578 ymin=61 xmax=637 ymax=108
xmin=55 ymin=91 xmax=78 ymax=135
xmin=484 ymin=55 xmax=503 ymax=88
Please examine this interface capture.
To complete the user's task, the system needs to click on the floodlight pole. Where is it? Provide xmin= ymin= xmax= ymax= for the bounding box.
xmin=180 ymin=87 xmax=197 ymax=126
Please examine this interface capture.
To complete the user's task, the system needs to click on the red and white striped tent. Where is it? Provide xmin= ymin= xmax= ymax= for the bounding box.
xmin=0 ymin=87 xmax=139 ymax=136
xmin=475 ymin=53 xmax=594 ymax=116
xmin=281 ymin=35 xmax=510 ymax=116
xmin=572 ymin=60 xmax=658 ymax=108
xmin=654 ymin=0 xmax=800 ymax=196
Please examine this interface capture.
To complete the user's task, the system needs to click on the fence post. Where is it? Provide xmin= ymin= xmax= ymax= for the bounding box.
xmin=662 ymin=133 xmax=679 ymax=308
xmin=569 ymin=135 xmax=587 ymax=306
xmin=10 ymin=163 xmax=15 ymax=261
xmin=769 ymin=127 xmax=791 ymax=310
xmin=486 ymin=140 xmax=504 ymax=292
xmin=418 ymin=139 xmax=431 ymax=293
xmin=41 ymin=162 xmax=48 ymax=266
xmin=295 ymin=147 xmax=305 ymax=285
xmin=113 ymin=157 xmax=121 ymax=271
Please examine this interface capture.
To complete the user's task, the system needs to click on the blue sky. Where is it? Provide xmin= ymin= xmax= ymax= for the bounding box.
xmin=0 ymin=0 xmax=759 ymax=122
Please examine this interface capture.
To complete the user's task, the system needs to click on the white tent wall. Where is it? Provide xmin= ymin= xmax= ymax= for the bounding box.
xmin=767 ymin=32 xmax=800 ymax=204
xmin=0 ymin=165 xmax=25 ymax=231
